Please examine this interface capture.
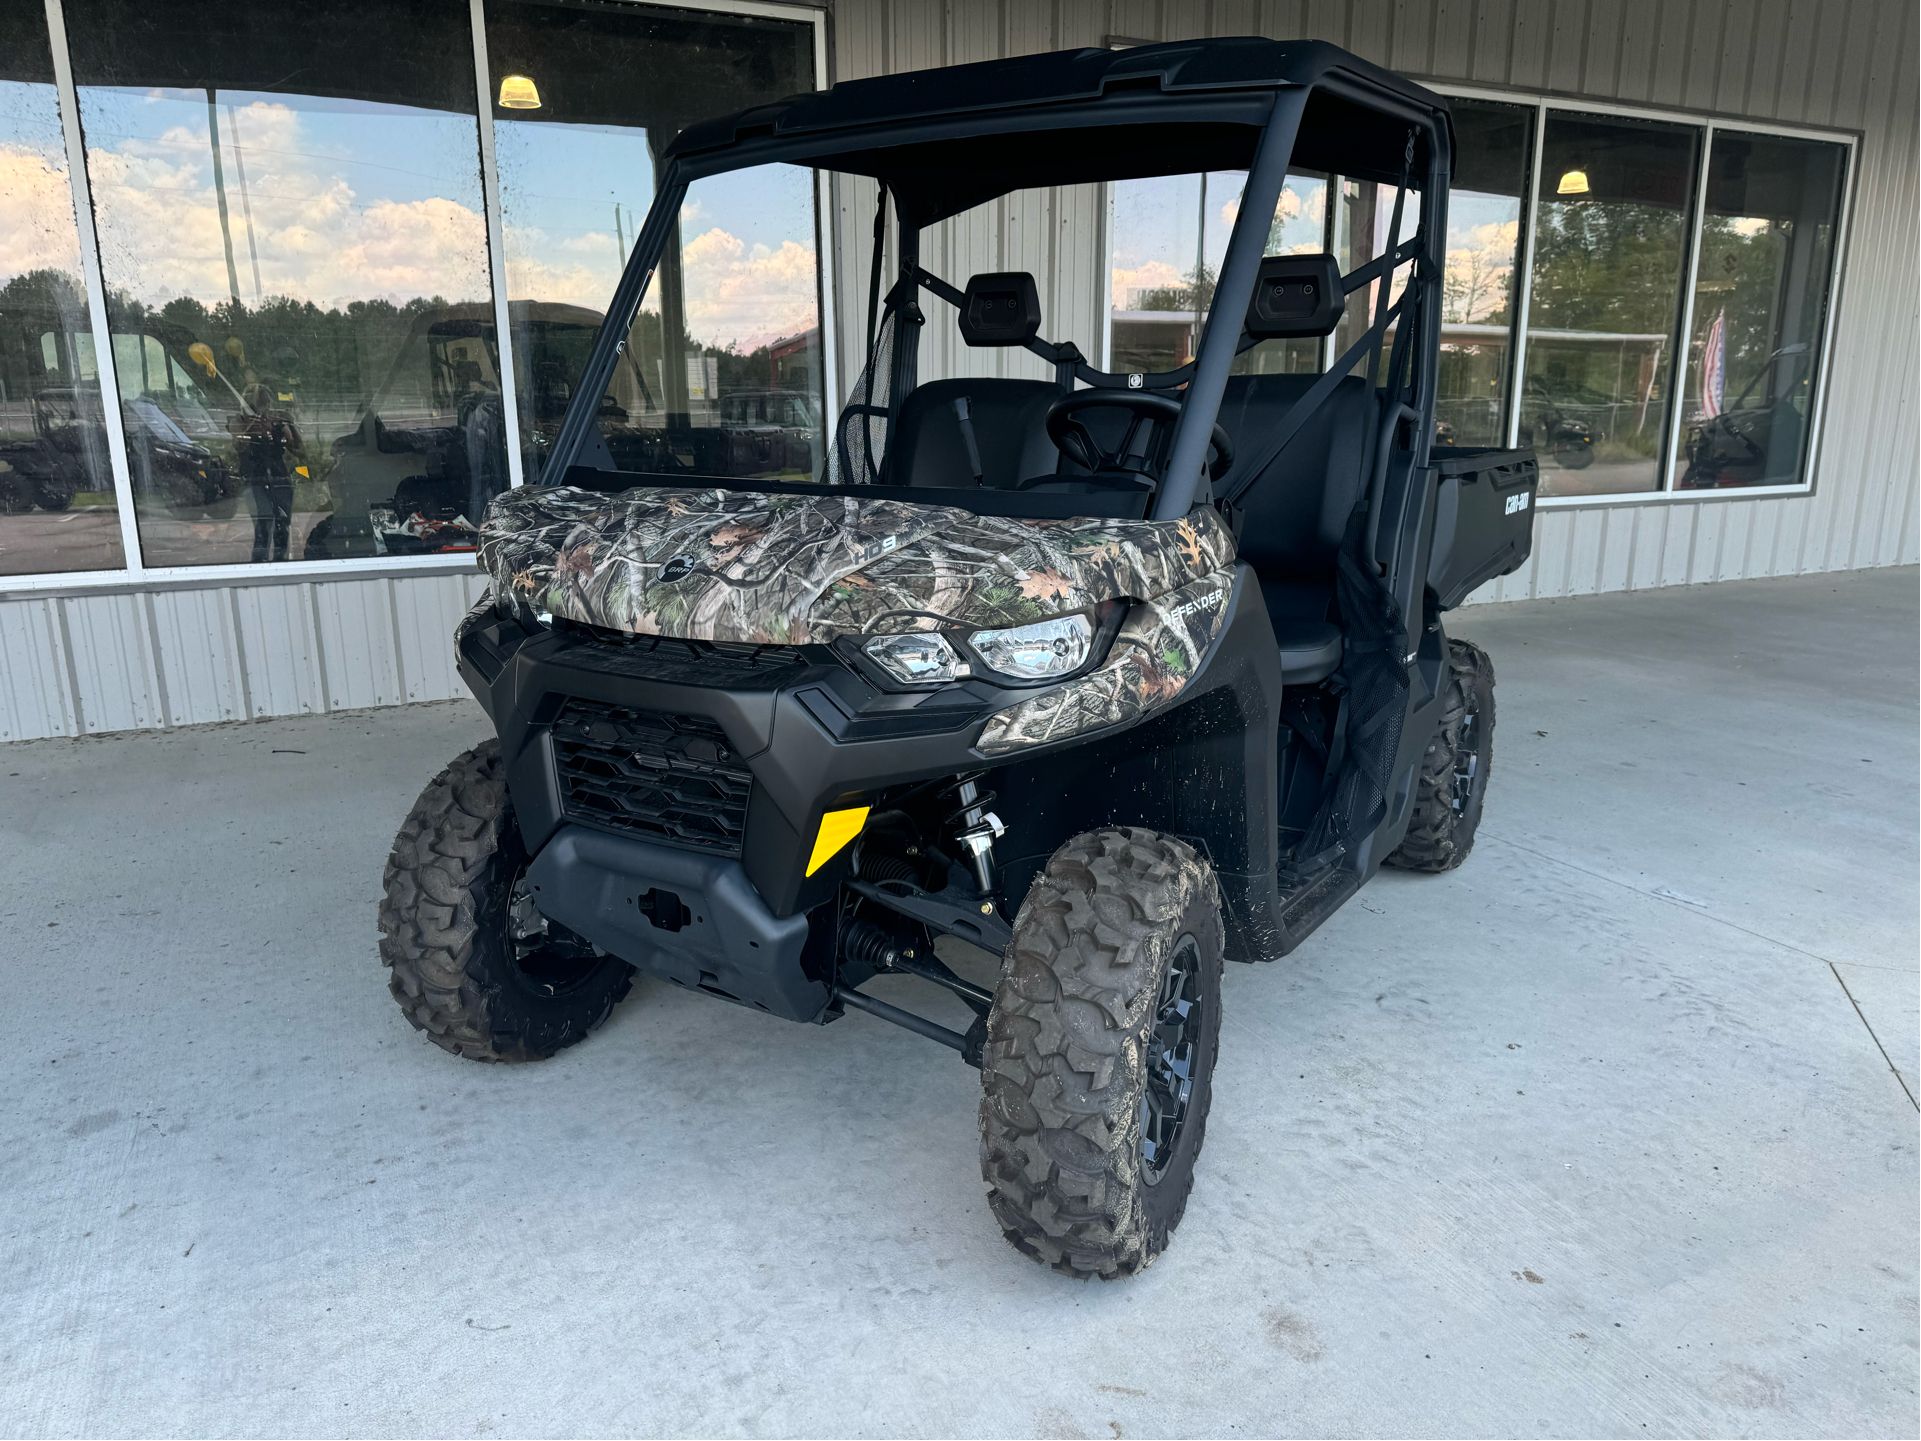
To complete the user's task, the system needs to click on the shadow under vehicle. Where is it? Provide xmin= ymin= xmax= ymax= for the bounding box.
xmin=381 ymin=38 xmax=1539 ymax=1278
xmin=1677 ymin=342 xmax=1812 ymax=489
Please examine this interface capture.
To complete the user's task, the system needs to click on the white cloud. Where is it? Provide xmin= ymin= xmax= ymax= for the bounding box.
xmin=678 ymin=226 xmax=817 ymax=352
xmin=81 ymin=100 xmax=489 ymax=309
xmin=0 ymin=144 xmax=85 ymax=284
xmin=1110 ymin=259 xmax=1187 ymax=312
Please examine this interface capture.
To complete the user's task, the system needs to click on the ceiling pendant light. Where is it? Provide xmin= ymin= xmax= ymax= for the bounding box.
xmin=497 ymin=74 xmax=542 ymax=109
xmin=1557 ymin=167 xmax=1590 ymax=195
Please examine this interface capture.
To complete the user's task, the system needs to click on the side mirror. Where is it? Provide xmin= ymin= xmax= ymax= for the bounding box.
xmin=1246 ymin=254 xmax=1344 ymax=340
xmin=959 ymin=271 xmax=1042 ymax=347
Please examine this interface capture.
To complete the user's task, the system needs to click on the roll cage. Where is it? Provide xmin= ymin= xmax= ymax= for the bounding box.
xmin=545 ymin=37 xmax=1455 ymax=531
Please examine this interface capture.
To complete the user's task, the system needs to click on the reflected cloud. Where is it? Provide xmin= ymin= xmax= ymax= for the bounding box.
xmin=0 ymin=145 xmax=83 ymax=277
xmin=81 ymin=97 xmax=488 ymax=309
xmin=679 ymin=227 xmax=817 ymax=352
xmin=1110 ymin=259 xmax=1186 ymax=312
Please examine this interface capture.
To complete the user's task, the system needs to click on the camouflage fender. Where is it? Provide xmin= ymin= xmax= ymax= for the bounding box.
xmin=476 ymin=484 xmax=1236 ymax=643
xmin=975 ymin=566 xmax=1238 ymax=756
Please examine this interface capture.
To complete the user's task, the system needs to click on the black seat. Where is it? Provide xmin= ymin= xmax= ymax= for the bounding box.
xmin=1215 ymin=372 xmax=1376 ymax=684
xmin=1270 ymin=619 xmax=1343 ymax=685
xmin=890 ymin=378 xmax=1064 ymax=489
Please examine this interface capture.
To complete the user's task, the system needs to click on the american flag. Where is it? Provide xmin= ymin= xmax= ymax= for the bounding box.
xmin=1700 ymin=307 xmax=1727 ymax=418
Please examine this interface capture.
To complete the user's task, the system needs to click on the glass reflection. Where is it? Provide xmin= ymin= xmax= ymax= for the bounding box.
xmin=1109 ymin=170 xmax=1327 ymax=377
xmin=67 ymin=0 xmax=498 ymax=565
xmin=1434 ymin=100 xmax=1532 ymax=449
xmin=1331 ymin=175 xmax=1419 ymax=379
xmin=604 ymin=162 xmax=823 ymax=480
xmin=0 ymin=6 xmax=123 ymax=575
xmin=1523 ymin=113 xmax=1699 ymax=496
xmin=1675 ymin=132 xmax=1846 ymax=490
xmin=484 ymin=0 xmax=818 ymax=482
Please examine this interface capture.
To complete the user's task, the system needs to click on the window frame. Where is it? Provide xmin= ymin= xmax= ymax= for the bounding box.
xmin=1429 ymin=82 xmax=1859 ymax=511
xmin=7 ymin=0 xmax=833 ymax=594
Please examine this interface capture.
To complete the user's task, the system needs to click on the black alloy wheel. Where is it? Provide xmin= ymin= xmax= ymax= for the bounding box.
xmin=1141 ymin=934 xmax=1203 ymax=1184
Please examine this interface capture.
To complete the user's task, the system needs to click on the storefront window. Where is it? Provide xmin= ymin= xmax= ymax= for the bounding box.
xmin=1523 ymin=113 xmax=1699 ymax=497
xmin=485 ymin=0 xmax=818 ymax=483
xmin=1108 ymin=170 xmax=1327 ymax=377
xmin=1435 ymin=99 xmax=1532 ymax=448
xmin=0 ymin=5 xmax=123 ymax=576
xmin=65 ymin=0 xmax=498 ymax=566
xmin=1673 ymin=131 xmax=1847 ymax=491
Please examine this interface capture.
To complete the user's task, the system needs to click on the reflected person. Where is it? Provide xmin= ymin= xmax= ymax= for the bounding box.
xmin=232 ymin=383 xmax=302 ymax=563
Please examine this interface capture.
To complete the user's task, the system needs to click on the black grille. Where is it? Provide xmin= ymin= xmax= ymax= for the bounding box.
xmin=561 ymin=628 xmax=809 ymax=690
xmin=550 ymin=698 xmax=752 ymax=855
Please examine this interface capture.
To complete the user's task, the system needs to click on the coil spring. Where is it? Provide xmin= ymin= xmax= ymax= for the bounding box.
xmin=839 ymin=918 xmax=901 ymax=970
xmin=939 ymin=772 xmax=998 ymax=830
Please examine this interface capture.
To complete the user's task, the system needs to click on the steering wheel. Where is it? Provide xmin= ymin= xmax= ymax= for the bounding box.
xmin=1032 ymin=391 xmax=1235 ymax=490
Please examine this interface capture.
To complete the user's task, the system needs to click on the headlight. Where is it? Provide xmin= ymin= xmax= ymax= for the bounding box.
xmin=968 ymin=614 xmax=1092 ymax=681
xmin=862 ymin=631 xmax=965 ymax=685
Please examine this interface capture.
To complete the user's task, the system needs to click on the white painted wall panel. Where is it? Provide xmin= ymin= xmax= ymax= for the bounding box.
xmin=148 ymin=586 xmax=245 ymax=727
xmin=393 ymin=573 xmax=488 ymax=704
xmin=311 ymin=579 xmax=403 ymax=713
xmin=232 ymin=583 xmax=325 ymax=720
xmin=61 ymin=593 xmax=160 ymax=734
xmin=0 ymin=600 xmax=73 ymax=741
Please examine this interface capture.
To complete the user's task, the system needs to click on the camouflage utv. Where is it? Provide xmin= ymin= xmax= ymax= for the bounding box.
xmin=380 ymin=37 xmax=1539 ymax=1278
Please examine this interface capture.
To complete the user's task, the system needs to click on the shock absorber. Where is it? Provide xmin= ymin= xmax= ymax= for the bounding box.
xmin=943 ymin=774 xmax=1005 ymax=896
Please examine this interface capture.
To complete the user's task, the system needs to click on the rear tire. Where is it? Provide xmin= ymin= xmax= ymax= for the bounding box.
xmin=979 ymin=828 xmax=1224 ymax=1279
xmin=33 ymin=478 xmax=74 ymax=512
xmin=378 ymin=739 xmax=635 ymax=1062
xmin=1386 ymin=637 xmax=1495 ymax=872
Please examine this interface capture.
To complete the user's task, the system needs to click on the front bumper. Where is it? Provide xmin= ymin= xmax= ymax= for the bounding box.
xmin=526 ymin=825 xmax=827 ymax=1021
xmin=457 ymin=564 xmax=1252 ymax=928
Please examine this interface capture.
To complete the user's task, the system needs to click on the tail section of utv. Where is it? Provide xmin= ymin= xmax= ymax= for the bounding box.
xmin=379 ymin=36 xmax=1538 ymax=1279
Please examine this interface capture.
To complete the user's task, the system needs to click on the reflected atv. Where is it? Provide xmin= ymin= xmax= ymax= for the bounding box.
xmin=1678 ymin=343 xmax=1811 ymax=489
xmin=327 ymin=302 xmax=521 ymax=558
xmin=379 ymin=38 xmax=1540 ymax=1278
xmin=0 ymin=388 xmax=231 ymax=515
xmin=1518 ymin=385 xmax=1596 ymax=469
xmin=0 ymin=389 xmax=95 ymax=512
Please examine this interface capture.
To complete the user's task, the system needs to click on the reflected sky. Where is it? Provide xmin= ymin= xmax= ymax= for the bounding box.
xmin=76 ymin=86 xmax=490 ymax=308
xmin=1112 ymin=171 xmax=1328 ymax=312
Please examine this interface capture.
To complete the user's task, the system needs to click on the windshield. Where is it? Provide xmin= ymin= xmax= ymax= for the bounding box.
xmin=563 ymin=93 xmax=1441 ymax=517
xmin=597 ymin=162 xmax=825 ymax=483
xmin=125 ymin=396 xmax=192 ymax=445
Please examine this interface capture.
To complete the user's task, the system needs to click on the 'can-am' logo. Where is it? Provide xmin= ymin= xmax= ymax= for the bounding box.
xmin=658 ymin=553 xmax=699 ymax=583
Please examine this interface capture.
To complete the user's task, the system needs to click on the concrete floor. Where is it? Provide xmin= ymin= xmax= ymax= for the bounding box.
xmin=1 ymin=567 xmax=1914 ymax=1439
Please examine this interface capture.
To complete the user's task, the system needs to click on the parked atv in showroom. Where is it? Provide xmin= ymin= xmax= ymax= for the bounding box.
xmin=380 ymin=37 xmax=1538 ymax=1278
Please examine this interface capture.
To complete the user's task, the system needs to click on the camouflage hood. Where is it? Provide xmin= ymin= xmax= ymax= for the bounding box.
xmin=478 ymin=484 xmax=1237 ymax=643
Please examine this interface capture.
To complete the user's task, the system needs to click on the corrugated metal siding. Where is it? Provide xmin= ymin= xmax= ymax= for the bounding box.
xmin=830 ymin=0 xmax=1921 ymax=605
xmin=0 ymin=571 xmax=488 ymax=742
xmin=1 ymin=0 xmax=1912 ymax=743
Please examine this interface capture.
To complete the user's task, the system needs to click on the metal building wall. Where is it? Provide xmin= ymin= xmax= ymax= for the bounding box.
xmin=0 ymin=572 xmax=487 ymax=741
xmin=1 ymin=0 xmax=1912 ymax=743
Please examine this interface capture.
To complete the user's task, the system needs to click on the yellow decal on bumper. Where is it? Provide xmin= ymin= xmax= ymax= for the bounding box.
xmin=806 ymin=806 xmax=870 ymax=876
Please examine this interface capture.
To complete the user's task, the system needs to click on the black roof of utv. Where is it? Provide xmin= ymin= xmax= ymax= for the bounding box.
xmin=666 ymin=37 xmax=1453 ymax=222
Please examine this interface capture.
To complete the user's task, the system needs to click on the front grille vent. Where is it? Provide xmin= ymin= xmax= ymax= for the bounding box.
xmin=550 ymin=697 xmax=752 ymax=855
xmin=561 ymin=627 xmax=809 ymax=689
